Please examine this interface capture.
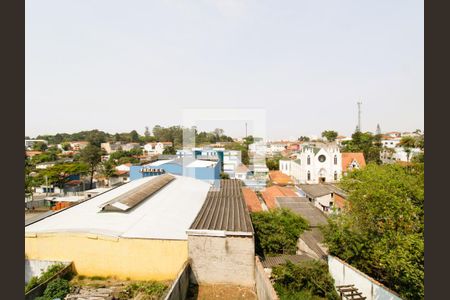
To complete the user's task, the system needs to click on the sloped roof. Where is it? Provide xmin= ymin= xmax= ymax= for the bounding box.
xmin=261 ymin=186 xmax=298 ymax=209
xmin=342 ymin=152 xmax=366 ymax=170
xmin=189 ymin=180 xmax=253 ymax=234
xmin=276 ymin=196 xmax=328 ymax=227
xmin=242 ymin=187 xmax=262 ymax=212
xmin=269 ymin=171 xmax=294 ymax=185
xmin=298 ymin=184 xmax=333 ymax=198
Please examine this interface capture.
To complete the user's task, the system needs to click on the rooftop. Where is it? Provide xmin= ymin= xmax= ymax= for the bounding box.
xmin=261 ymin=186 xmax=298 ymax=209
xmin=241 ymin=187 xmax=262 ymax=212
xmin=189 ymin=180 xmax=253 ymax=235
xmin=342 ymin=152 xmax=366 ymax=170
xmin=269 ymin=171 xmax=294 ymax=185
xmin=298 ymin=184 xmax=334 ymax=198
xmin=25 ymin=175 xmax=211 ymax=240
xmin=261 ymin=254 xmax=315 ymax=268
xmin=275 ymin=196 xmax=328 ymax=227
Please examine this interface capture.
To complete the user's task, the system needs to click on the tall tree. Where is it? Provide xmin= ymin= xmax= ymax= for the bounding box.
xmin=130 ymin=130 xmax=140 ymax=143
xmin=322 ymin=163 xmax=424 ymax=299
xmin=321 ymin=130 xmax=338 ymax=142
xmin=80 ymin=144 xmax=103 ymax=189
xmin=298 ymin=136 xmax=310 ymax=142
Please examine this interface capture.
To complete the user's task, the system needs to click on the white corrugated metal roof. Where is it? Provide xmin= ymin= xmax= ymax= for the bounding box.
xmin=146 ymin=159 xmax=174 ymax=166
xmin=186 ymin=160 xmax=217 ymax=168
xmin=25 ymin=175 xmax=211 ymax=240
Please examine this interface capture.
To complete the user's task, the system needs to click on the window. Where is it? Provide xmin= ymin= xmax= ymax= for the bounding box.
xmin=334 ymin=155 xmax=337 ymax=165
xmin=334 ymin=171 xmax=338 ymax=181
xmin=307 ymin=171 xmax=311 ymax=181
xmin=307 ymin=155 xmax=311 ymax=165
xmin=318 ymin=155 xmax=326 ymax=162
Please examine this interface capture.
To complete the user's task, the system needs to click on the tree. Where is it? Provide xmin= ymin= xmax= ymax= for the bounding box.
xmin=321 ymin=163 xmax=424 ymax=299
xmin=321 ymin=130 xmax=338 ymax=142
xmin=298 ymin=136 xmax=310 ymax=142
xmin=33 ymin=141 xmax=48 ymax=151
xmin=80 ymin=144 xmax=103 ymax=189
xmin=99 ymin=161 xmax=116 ymax=185
xmin=251 ymin=208 xmax=309 ymax=257
xmin=40 ymin=163 xmax=89 ymax=190
xmin=130 ymin=130 xmax=140 ymax=143
xmin=220 ymin=172 xmax=230 ymax=179
xmin=162 ymin=146 xmax=176 ymax=155
xmin=272 ymin=260 xmax=340 ymax=300
xmin=399 ymin=136 xmax=422 ymax=162
xmin=341 ymin=131 xmax=382 ymax=164
xmin=144 ymin=126 xmax=151 ymax=137
xmin=86 ymin=129 xmax=108 ymax=147
xmin=266 ymin=156 xmax=282 ymax=170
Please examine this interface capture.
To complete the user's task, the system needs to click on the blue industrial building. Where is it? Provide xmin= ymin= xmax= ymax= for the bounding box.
xmin=129 ymin=157 xmax=220 ymax=185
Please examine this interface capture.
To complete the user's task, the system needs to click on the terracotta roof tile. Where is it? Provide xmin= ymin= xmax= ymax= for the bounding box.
xmin=242 ymin=187 xmax=262 ymax=212
xmin=261 ymin=186 xmax=298 ymax=210
xmin=269 ymin=171 xmax=294 ymax=185
xmin=342 ymin=152 xmax=366 ymax=170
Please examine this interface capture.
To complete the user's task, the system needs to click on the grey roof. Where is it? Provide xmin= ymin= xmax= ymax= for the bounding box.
xmin=276 ymin=196 xmax=328 ymax=227
xmin=261 ymin=254 xmax=315 ymax=268
xmin=323 ymin=184 xmax=347 ymax=198
xmin=189 ymin=179 xmax=253 ymax=233
xmin=300 ymin=228 xmax=327 ymax=260
xmin=298 ymin=184 xmax=334 ymax=198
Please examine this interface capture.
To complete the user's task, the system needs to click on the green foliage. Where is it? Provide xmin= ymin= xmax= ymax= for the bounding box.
xmin=272 ymin=260 xmax=339 ymax=300
xmin=224 ymin=142 xmax=250 ymax=165
xmin=33 ymin=141 xmax=48 ymax=151
xmin=298 ymin=136 xmax=310 ymax=142
xmin=321 ymin=130 xmax=338 ymax=142
xmin=80 ymin=144 xmax=103 ymax=189
xmin=266 ymin=155 xmax=282 ymax=170
xmin=341 ymin=131 xmax=382 ymax=164
xmin=35 ymin=278 xmax=70 ymax=300
xmin=120 ymin=281 xmax=168 ymax=299
xmin=321 ymin=163 xmax=424 ymax=299
xmin=251 ymin=208 xmax=309 ymax=257
xmin=25 ymin=263 xmax=66 ymax=293
xmin=220 ymin=172 xmax=230 ymax=179
xmin=38 ymin=162 xmax=89 ymax=189
xmin=162 ymin=146 xmax=176 ymax=155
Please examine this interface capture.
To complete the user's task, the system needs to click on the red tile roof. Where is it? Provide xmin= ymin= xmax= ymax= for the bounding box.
xmin=25 ymin=151 xmax=43 ymax=157
xmin=115 ymin=170 xmax=130 ymax=176
xmin=261 ymin=186 xmax=298 ymax=210
xmin=242 ymin=187 xmax=262 ymax=212
xmin=342 ymin=152 xmax=366 ymax=170
xmin=269 ymin=171 xmax=294 ymax=186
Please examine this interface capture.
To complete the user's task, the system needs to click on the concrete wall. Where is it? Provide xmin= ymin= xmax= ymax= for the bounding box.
xmin=164 ymin=262 xmax=191 ymax=300
xmin=25 ymin=259 xmax=69 ymax=283
xmin=328 ymin=256 xmax=402 ymax=300
xmin=188 ymin=235 xmax=255 ymax=287
xmin=255 ymin=257 xmax=279 ymax=300
xmin=25 ymin=233 xmax=188 ymax=281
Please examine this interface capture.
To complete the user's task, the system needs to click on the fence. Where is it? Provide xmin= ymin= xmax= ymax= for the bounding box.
xmin=328 ymin=255 xmax=402 ymax=300
xmin=163 ymin=261 xmax=191 ymax=300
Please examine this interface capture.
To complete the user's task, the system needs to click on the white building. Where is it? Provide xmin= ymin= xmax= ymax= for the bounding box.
xmin=381 ymin=147 xmax=423 ymax=163
xmin=144 ymin=142 xmax=167 ymax=155
xmin=381 ymin=138 xmax=401 ymax=149
xmin=25 ymin=139 xmax=48 ymax=150
xmin=279 ymin=145 xmax=342 ymax=184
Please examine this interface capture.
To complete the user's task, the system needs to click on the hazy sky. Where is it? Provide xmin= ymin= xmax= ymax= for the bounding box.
xmin=26 ymin=0 xmax=423 ymax=140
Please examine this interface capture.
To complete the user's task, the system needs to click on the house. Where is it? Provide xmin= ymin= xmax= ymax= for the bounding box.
xmin=109 ymin=170 xmax=130 ymax=186
xmin=101 ymin=142 xmax=123 ymax=154
xmin=241 ymin=187 xmax=263 ymax=212
xmin=297 ymin=183 xmax=347 ymax=213
xmin=25 ymin=139 xmax=48 ymax=150
xmin=70 ymin=141 xmax=89 ymax=151
xmin=341 ymin=152 xmax=366 ymax=174
xmin=266 ymin=142 xmax=288 ymax=155
xmin=261 ymin=185 xmax=298 ymax=209
xmin=121 ymin=143 xmax=140 ymax=152
xmin=25 ymin=175 xmax=212 ymax=281
xmin=26 ymin=151 xmax=43 ymax=158
xmin=143 ymin=142 xmax=172 ymax=155
xmin=268 ymin=171 xmax=294 ymax=186
xmin=381 ymin=137 xmax=401 ymax=149
xmin=115 ymin=163 xmax=132 ymax=172
xmin=279 ymin=144 xmax=342 ymax=184
xmin=380 ymin=147 xmax=423 ymax=163
xmin=384 ymin=131 xmax=402 ymax=138
xmin=235 ymin=164 xmax=250 ymax=181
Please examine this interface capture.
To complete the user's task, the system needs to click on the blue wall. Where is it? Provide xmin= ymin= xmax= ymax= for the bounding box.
xmin=130 ymin=160 xmax=219 ymax=183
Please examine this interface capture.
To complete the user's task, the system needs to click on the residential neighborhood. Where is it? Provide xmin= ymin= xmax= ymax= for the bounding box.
xmin=24 ymin=126 xmax=424 ymax=300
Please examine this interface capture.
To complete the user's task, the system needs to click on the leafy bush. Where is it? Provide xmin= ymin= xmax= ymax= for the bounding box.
xmin=35 ymin=278 xmax=71 ymax=300
xmin=25 ymin=263 xmax=66 ymax=293
xmin=119 ymin=281 xmax=168 ymax=299
xmin=251 ymin=208 xmax=308 ymax=257
xmin=272 ymin=260 xmax=339 ymax=300
xmin=322 ymin=163 xmax=424 ymax=299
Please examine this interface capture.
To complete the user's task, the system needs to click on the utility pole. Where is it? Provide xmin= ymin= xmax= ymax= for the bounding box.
xmin=356 ymin=101 xmax=362 ymax=132
xmin=245 ymin=122 xmax=248 ymax=139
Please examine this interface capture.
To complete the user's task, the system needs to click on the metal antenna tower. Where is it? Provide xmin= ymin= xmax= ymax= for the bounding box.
xmin=356 ymin=101 xmax=362 ymax=132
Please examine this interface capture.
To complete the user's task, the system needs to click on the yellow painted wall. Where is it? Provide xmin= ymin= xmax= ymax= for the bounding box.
xmin=25 ymin=233 xmax=187 ymax=281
